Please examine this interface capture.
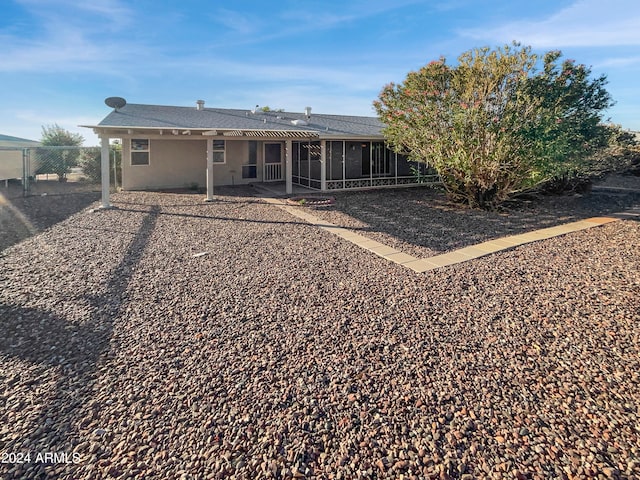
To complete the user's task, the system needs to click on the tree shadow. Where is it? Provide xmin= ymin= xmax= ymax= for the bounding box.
xmin=322 ymin=187 xmax=640 ymax=254
xmin=0 ymin=206 xmax=159 ymax=479
xmin=0 ymin=192 xmax=101 ymax=252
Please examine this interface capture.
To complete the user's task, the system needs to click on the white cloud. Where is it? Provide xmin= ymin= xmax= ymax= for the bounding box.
xmin=210 ymin=8 xmax=261 ymax=36
xmin=2 ymin=109 xmax=102 ymax=146
xmin=16 ymin=0 xmax=132 ymax=26
xmin=595 ymin=56 xmax=640 ymax=68
xmin=0 ymin=0 xmax=135 ymax=73
xmin=460 ymin=0 xmax=640 ymax=48
xmin=206 ymin=0 xmax=434 ymax=47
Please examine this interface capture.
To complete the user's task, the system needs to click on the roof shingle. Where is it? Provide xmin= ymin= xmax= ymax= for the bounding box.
xmin=96 ymin=104 xmax=384 ymax=137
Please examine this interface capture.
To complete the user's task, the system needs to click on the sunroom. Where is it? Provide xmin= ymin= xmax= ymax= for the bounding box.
xmin=291 ymin=140 xmax=434 ymax=191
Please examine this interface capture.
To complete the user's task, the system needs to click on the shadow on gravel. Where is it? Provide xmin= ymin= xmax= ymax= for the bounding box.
xmin=114 ymin=197 xmax=262 ymax=208
xmin=0 ymin=206 xmax=159 ymax=479
xmin=111 ymin=205 xmax=371 ymax=231
xmin=323 ymin=187 xmax=640 ymax=253
xmin=0 ymin=192 xmax=101 ymax=252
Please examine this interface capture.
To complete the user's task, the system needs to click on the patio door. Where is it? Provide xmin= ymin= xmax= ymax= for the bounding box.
xmin=264 ymin=143 xmax=283 ymax=182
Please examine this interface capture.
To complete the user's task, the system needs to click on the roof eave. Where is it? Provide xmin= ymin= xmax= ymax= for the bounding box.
xmin=83 ymin=125 xmax=384 ymax=139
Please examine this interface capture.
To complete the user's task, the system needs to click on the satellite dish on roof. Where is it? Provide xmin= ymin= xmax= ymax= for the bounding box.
xmin=105 ymin=97 xmax=127 ymax=110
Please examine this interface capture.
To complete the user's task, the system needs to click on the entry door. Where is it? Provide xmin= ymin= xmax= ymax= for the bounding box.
xmin=263 ymin=143 xmax=283 ymax=182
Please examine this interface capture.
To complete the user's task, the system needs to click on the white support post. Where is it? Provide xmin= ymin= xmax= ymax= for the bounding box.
xmin=369 ymin=141 xmax=373 ymax=186
xmin=285 ymin=139 xmax=293 ymax=194
xmin=320 ymin=140 xmax=327 ymax=192
xmin=100 ymin=136 xmax=112 ymax=209
xmin=342 ymin=142 xmax=346 ymax=190
xmin=394 ymin=151 xmax=398 ymax=185
xmin=205 ymin=138 xmax=214 ymax=202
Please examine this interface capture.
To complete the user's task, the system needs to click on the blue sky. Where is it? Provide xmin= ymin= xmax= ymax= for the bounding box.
xmin=1 ymin=0 xmax=639 ymax=145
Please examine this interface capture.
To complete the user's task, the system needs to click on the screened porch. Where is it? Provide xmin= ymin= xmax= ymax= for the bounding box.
xmin=290 ymin=140 xmax=437 ymax=191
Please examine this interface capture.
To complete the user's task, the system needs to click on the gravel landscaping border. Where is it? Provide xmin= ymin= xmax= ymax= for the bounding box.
xmin=307 ymin=174 xmax=640 ymax=259
xmin=1 ymin=179 xmax=639 ymax=479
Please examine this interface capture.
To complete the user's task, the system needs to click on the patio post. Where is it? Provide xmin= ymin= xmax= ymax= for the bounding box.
xmin=320 ymin=140 xmax=327 ymax=191
xmin=99 ymin=136 xmax=112 ymax=209
xmin=285 ymin=139 xmax=292 ymax=194
xmin=205 ymin=138 xmax=214 ymax=202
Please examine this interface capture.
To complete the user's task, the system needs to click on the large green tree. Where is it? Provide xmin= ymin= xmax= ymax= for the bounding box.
xmin=374 ymin=43 xmax=613 ymax=208
xmin=37 ymin=124 xmax=84 ymax=181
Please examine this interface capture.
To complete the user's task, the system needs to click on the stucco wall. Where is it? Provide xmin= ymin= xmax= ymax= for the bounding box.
xmin=0 ymin=150 xmax=26 ymax=180
xmin=121 ymin=138 xmax=269 ymax=190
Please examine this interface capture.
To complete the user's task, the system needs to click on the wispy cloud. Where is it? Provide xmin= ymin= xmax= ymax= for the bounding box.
xmin=13 ymin=108 xmax=103 ymax=144
xmin=595 ymin=56 xmax=640 ymax=68
xmin=16 ymin=0 xmax=132 ymax=25
xmin=206 ymin=0 xmax=434 ymax=47
xmin=460 ymin=0 xmax=640 ymax=48
xmin=154 ymin=53 xmax=396 ymax=97
xmin=0 ymin=0 xmax=141 ymax=73
xmin=210 ymin=8 xmax=262 ymax=36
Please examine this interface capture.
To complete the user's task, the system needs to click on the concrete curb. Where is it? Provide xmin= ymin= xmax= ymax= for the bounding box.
xmin=264 ymin=197 xmax=639 ymax=272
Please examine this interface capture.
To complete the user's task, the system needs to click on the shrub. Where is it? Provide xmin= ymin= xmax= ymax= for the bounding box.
xmin=374 ymin=43 xmax=614 ymax=209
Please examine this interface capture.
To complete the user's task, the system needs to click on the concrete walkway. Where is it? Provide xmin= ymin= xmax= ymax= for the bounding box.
xmin=262 ymin=196 xmax=640 ymax=273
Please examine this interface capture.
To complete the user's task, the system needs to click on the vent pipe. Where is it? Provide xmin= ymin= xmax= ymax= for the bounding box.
xmin=196 ymin=100 xmax=205 ymax=110
xmin=304 ymin=106 xmax=312 ymax=119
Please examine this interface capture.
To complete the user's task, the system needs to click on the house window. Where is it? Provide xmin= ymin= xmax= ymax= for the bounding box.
xmin=212 ymin=140 xmax=225 ymax=163
xmin=242 ymin=141 xmax=257 ymax=178
xmin=131 ymin=139 xmax=149 ymax=166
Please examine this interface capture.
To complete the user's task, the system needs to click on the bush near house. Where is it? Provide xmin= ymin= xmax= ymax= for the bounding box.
xmin=374 ymin=43 xmax=615 ymax=209
xmin=77 ymin=141 xmax=122 ymax=185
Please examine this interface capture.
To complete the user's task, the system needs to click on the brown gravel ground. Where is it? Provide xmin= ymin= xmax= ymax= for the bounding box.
xmin=308 ymin=174 xmax=640 ymax=258
xmin=1 ymin=177 xmax=639 ymax=479
xmin=0 ymin=181 xmax=100 ymax=252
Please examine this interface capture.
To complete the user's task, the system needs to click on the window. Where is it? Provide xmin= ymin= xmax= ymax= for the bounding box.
xmin=242 ymin=141 xmax=257 ymax=178
xmin=131 ymin=139 xmax=149 ymax=166
xmin=212 ymin=140 xmax=225 ymax=163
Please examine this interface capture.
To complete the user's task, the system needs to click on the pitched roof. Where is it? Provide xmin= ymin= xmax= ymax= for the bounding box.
xmin=90 ymin=103 xmax=384 ymax=138
xmin=0 ymin=134 xmax=40 ymax=148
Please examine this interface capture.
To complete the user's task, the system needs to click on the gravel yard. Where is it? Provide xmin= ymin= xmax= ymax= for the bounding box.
xmin=0 ymin=181 xmax=100 ymax=252
xmin=1 ymin=181 xmax=640 ymax=479
xmin=309 ymin=175 xmax=640 ymax=258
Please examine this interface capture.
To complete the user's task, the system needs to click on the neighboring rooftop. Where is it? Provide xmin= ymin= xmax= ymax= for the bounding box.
xmin=0 ymin=134 xmax=40 ymax=148
xmin=88 ymin=102 xmax=385 ymax=138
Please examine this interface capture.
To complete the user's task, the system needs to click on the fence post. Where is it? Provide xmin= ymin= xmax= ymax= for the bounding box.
xmin=22 ymin=148 xmax=30 ymax=197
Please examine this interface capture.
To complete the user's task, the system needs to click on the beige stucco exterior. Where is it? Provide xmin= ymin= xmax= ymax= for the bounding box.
xmin=120 ymin=136 xmax=280 ymax=190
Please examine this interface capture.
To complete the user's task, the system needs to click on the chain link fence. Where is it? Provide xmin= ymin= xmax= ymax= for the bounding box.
xmin=0 ymin=146 xmax=121 ymax=199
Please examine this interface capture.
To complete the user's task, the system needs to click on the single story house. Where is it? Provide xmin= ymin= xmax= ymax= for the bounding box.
xmin=0 ymin=134 xmax=41 ymax=184
xmin=83 ymin=99 xmax=435 ymax=206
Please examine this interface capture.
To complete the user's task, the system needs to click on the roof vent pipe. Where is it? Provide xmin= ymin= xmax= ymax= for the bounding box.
xmin=304 ymin=106 xmax=312 ymax=119
xmin=196 ymin=100 xmax=205 ymax=110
